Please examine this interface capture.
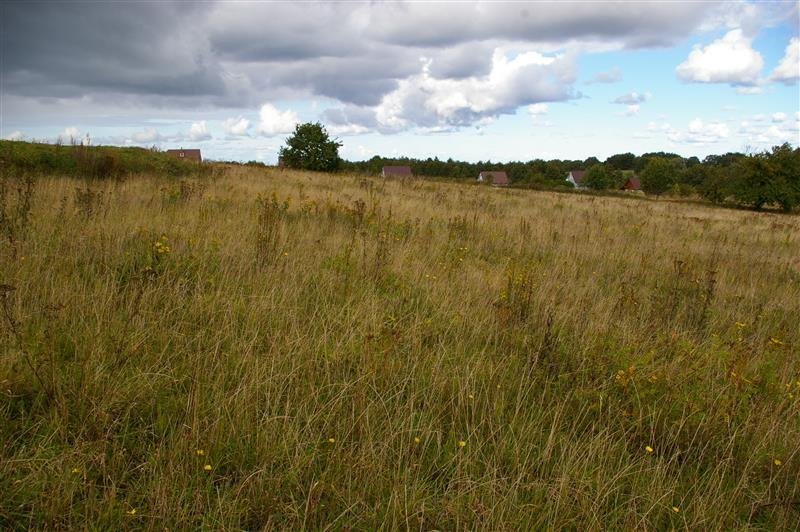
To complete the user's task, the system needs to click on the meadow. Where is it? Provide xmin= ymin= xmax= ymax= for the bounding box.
xmin=1 ymin=165 xmax=799 ymax=529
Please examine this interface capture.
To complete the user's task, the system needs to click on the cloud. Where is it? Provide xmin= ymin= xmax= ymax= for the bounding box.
xmin=667 ymin=118 xmax=730 ymax=144
xmin=676 ymin=29 xmax=763 ymax=86
xmin=222 ymin=116 xmax=251 ymax=136
xmin=622 ymin=104 xmax=640 ymax=116
xmin=1 ymin=1 xmax=754 ymax=117
xmin=612 ymin=91 xmax=650 ymax=104
xmin=58 ymin=127 xmax=81 ymax=142
xmin=772 ymin=112 xmax=787 ymax=123
xmin=129 ymin=127 xmax=163 ymax=144
xmin=738 ymin=115 xmax=799 ymax=146
xmin=375 ymin=49 xmax=578 ymax=130
xmin=646 ymin=118 xmax=732 ymax=145
xmin=3 ymin=3 xmax=229 ymax=102
xmin=588 ymin=67 xmax=622 ymax=84
xmin=528 ymin=103 xmax=549 ymax=116
xmin=324 ymin=48 xmax=578 ymax=133
xmin=736 ymin=86 xmax=763 ymax=94
xmin=5 ymin=131 xmax=25 ymax=141
xmin=188 ymin=121 xmax=212 ymax=141
xmin=256 ymin=103 xmax=298 ymax=136
xmin=364 ymin=2 xmax=726 ymax=48
xmin=769 ymin=37 xmax=800 ymax=84
xmin=528 ymin=103 xmax=553 ymax=126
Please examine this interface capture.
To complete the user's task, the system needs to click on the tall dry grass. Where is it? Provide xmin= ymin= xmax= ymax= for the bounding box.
xmin=1 ymin=166 xmax=798 ymax=529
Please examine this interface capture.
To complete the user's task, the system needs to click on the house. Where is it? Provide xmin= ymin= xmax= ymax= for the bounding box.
xmin=166 ymin=148 xmax=202 ymax=163
xmin=381 ymin=165 xmax=413 ymax=179
xmin=621 ymin=176 xmax=642 ymax=191
xmin=478 ymin=171 xmax=510 ymax=187
xmin=566 ymin=170 xmax=586 ymax=189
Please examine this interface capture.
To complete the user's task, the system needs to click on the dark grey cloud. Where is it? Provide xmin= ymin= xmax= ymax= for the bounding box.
xmin=427 ymin=42 xmax=496 ymax=79
xmin=363 ymin=2 xmax=723 ymax=48
xmin=3 ymin=2 xmax=227 ymax=99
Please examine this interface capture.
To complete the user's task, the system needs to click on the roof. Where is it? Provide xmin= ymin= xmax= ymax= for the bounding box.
xmin=622 ymin=176 xmax=642 ymax=190
xmin=382 ymin=165 xmax=412 ymax=176
xmin=568 ymin=170 xmax=586 ymax=184
xmin=480 ymin=171 xmax=510 ymax=186
xmin=166 ymin=149 xmax=202 ymax=162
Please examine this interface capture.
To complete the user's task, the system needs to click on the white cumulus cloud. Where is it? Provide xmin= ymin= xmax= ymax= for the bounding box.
xmin=188 ymin=120 xmax=212 ymax=141
xmin=129 ymin=127 xmax=162 ymax=144
xmin=58 ymin=126 xmax=80 ymax=142
xmin=676 ymin=29 xmax=763 ymax=86
xmin=667 ymin=118 xmax=730 ymax=144
xmin=5 ymin=131 xmax=25 ymax=141
xmin=769 ymin=37 xmax=800 ymax=84
xmin=528 ymin=103 xmax=549 ymax=116
xmin=256 ymin=103 xmax=298 ymax=136
xmin=772 ymin=112 xmax=787 ymax=123
xmin=362 ymin=48 xmax=576 ymax=131
xmin=736 ymin=85 xmax=763 ymax=95
xmin=222 ymin=116 xmax=251 ymax=136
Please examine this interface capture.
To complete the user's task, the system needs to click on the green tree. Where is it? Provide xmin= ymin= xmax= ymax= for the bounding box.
xmin=732 ymin=144 xmax=800 ymax=212
xmin=605 ymin=152 xmax=636 ymax=170
xmin=768 ymin=143 xmax=800 ymax=212
xmin=279 ymin=122 xmax=342 ymax=172
xmin=584 ymin=163 xmax=622 ymax=190
xmin=640 ymin=157 xmax=678 ymax=196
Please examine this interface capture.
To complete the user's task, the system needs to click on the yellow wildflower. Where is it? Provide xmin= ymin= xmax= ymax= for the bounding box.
xmin=645 ymin=446 xmax=654 ymax=454
xmin=127 ymin=509 xmax=137 ymax=515
xmin=71 ymin=467 xmax=80 ymax=474
xmin=328 ymin=438 xmax=335 ymax=443
xmin=773 ymin=459 xmax=782 ymax=466
xmin=672 ymin=506 xmax=680 ymax=513
xmin=458 ymin=440 xmax=466 ymax=448
xmin=203 ymin=464 xmax=212 ymax=471
xmin=195 ymin=449 xmax=205 ymax=456
xmin=414 ymin=437 xmax=421 ymax=444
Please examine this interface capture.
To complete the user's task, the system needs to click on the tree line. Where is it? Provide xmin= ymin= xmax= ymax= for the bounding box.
xmin=341 ymin=145 xmax=800 ymax=213
xmin=280 ymin=123 xmax=800 ymax=213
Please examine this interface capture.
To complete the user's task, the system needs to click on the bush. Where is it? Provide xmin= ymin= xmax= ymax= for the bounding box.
xmin=584 ymin=163 xmax=622 ymax=190
xmin=640 ymin=157 xmax=680 ymax=196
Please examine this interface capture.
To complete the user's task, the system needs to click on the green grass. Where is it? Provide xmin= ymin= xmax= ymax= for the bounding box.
xmin=1 ymin=163 xmax=798 ymax=529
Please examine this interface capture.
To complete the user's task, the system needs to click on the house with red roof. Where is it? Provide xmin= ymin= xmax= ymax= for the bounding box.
xmin=166 ymin=148 xmax=202 ymax=162
xmin=621 ymin=176 xmax=642 ymax=191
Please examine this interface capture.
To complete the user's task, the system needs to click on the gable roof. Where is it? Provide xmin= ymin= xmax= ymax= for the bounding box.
xmin=166 ymin=149 xmax=202 ymax=162
xmin=381 ymin=165 xmax=412 ymax=177
xmin=479 ymin=170 xmax=510 ymax=186
xmin=622 ymin=176 xmax=642 ymax=190
xmin=568 ymin=169 xmax=586 ymax=184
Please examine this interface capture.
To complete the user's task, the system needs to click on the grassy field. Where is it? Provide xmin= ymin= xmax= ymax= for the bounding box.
xmin=1 ymin=166 xmax=799 ymax=529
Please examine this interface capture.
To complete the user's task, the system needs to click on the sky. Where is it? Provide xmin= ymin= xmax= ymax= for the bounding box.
xmin=1 ymin=1 xmax=799 ymax=163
